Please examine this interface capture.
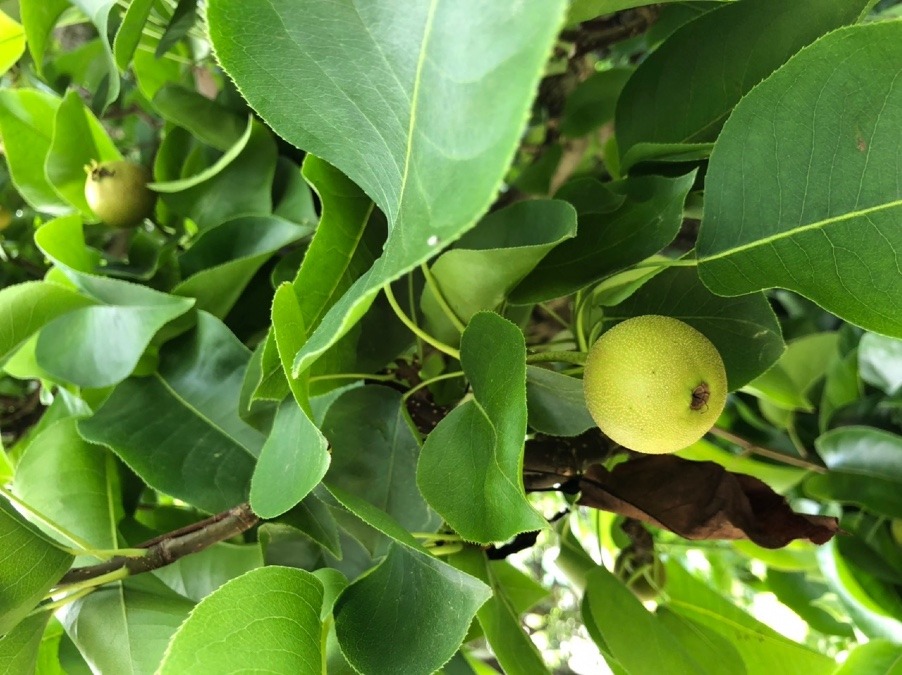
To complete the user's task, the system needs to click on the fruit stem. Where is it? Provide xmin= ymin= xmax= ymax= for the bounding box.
xmin=526 ymin=350 xmax=587 ymax=366
xmin=384 ymin=283 xmax=461 ymax=361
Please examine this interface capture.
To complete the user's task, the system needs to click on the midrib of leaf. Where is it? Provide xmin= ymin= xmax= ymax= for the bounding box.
xmin=395 ymin=0 xmax=438 ymax=223
xmin=701 ymin=198 xmax=902 ymax=261
xmin=154 ymin=374 xmax=257 ymax=459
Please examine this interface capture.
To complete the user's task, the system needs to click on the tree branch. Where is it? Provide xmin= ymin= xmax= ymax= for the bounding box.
xmin=56 ymin=502 xmax=259 ymax=587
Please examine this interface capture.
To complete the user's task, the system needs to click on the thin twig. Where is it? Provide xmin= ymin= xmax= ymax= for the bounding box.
xmin=708 ymin=427 xmax=827 ymax=474
xmin=56 ymin=503 xmax=259 ymax=586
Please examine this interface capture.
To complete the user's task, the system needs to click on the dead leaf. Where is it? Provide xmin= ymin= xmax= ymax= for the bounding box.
xmin=578 ymin=455 xmax=838 ymax=548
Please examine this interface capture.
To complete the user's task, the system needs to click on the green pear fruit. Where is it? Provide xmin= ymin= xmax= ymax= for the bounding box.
xmin=84 ymin=160 xmax=155 ymax=228
xmin=583 ymin=315 xmax=727 ymax=454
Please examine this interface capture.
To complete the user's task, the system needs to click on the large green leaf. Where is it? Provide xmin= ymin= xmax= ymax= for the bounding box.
xmin=698 ymin=21 xmax=902 ymax=338
xmin=615 ymin=0 xmax=869 ymax=168
xmin=600 ymin=266 xmax=785 ymax=390
xmin=79 ymin=313 xmax=262 ymax=513
xmin=206 ymin=0 xmax=568 ymax=377
xmin=334 ymin=544 xmax=491 ymax=675
xmin=13 ymin=419 xmax=121 ymax=555
xmin=421 ymin=199 xmax=577 ymax=344
xmin=45 ymin=91 xmax=122 ymax=215
xmin=0 ymin=499 xmax=73 ymax=635
xmin=511 ymin=173 xmax=694 ymax=304
xmin=0 ymin=89 xmax=69 ymax=214
xmin=322 ymin=385 xmax=440 ymax=548
xmin=57 ymin=576 xmax=193 ymax=675
xmin=158 ymin=567 xmax=323 ymax=675
xmin=418 ymin=312 xmax=546 ymax=544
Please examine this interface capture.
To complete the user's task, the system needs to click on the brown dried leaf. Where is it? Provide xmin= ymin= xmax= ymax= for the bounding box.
xmin=577 ymin=455 xmax=838 ymax=548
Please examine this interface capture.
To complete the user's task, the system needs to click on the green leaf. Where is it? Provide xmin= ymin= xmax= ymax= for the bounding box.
xmin=418 ymin=312 xmax=546 ymax=544
xmin=0 ymin=613 xmax=51 ymax=673
xmin=250 ymin=399 xmax=330 ymax=519
xmin=560 ymin=68 xmax=632 ymax=138
xmin=0 ymin=499 xmax=73 ymax=636
xmin=112 ymin=0 xmax=155 ymax=69
xmin=153 ymin=120 xmax=276 ymax=229
xmin=566 ymin=0 xmax=704 ymax=25
xmin=601 ymin=266 xmax=785 ymax=390
xmin=744 ymin=332 xmax=839 ymax=410
xmin=35 ymin=297 xmax=193 ymax=389
xmin=511 ymin=173 xmax=695 ymax=304
xmin=20 ymin=0 xmax=68 ymax=73
xmin=582 ymin=566 xmax=726 ymax=674
xmin=677 ymin=439 xmax=805 ymax=494
xmin=766 ymin=570 xmax=854 ymax=637
xmin=322 ymin=386 xmax=440 ymax=547
xmin=805 ymin=427 xmax=902 ymax=518
xmin=206 ymin=0 xmax=568 ymax=377
xmin=616 ymin=0 xmax=869 ymax=168
xmin=67 ymin=0 xmax=121 ymax=110
xmin=159 ymin=567 xmax=323 ymax=675
xmin=152 ymin=85 xmax=247 ymax=152
xmin=79 ymin=312 xmax=263 ymax=513
xmin=173 ymin=215 xmax=312 ymax=319
xmin=655 ymin=608 xmax=748 ymax=675
xmin=58 ymin=576 xmax=193 ymax=675
xmin=818 ymin=541 xmax=902 ymax=641
xmin=698 ymin=21 xmax=902 ymax=338
xmin=525 ymin=366 xmax=595 ymax=437
xmin=45 ymin=91 xmax=122 ymax=215
xmin=254 ymin=155 xmax=377 ymax=402
xmin=836 ymin=640 xmax=902 ymax=674
xmin=0 ymin=281 xmax=96 ymax=363
xmin=421 ymin=199 xmax=577 ymax=345
xmin=452 ymin=547 xmax=550 ymax=675
xmin=858 ymin=333 xmax=902 ymax=396
xmin=0 ymin=89 xmax=69 ymax=214
xmin=0 ymin=9 xmax=25 ymax=75
xmin=13 ymin=419 xmax=121 ymax=553
xmin=151 ymin=542 xmax=263 ymax=603
xmin=334 ymin=544 xmax=491 ymax=675
xmin=664 ymin=561 xmax=835 ymax=673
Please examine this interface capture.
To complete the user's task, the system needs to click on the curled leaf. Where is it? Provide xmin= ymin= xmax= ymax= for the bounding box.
xmin=578 ymin=455 xmax=838 ymax=548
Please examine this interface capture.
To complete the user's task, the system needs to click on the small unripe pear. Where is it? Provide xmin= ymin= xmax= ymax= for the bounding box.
xmin=84 ymin=160 xmax=155 ymax=228
xmin=583 ymin=315 xmax=727 ymax=454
